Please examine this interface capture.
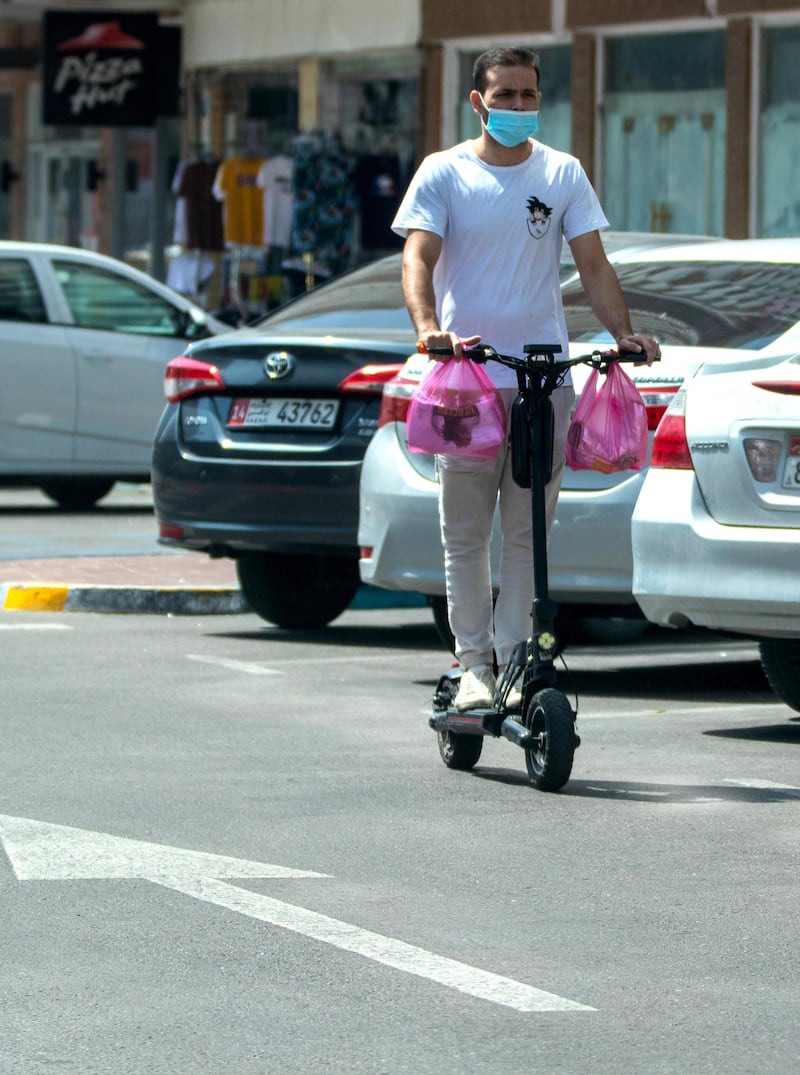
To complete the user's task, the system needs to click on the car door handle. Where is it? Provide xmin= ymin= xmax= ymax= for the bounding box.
xmin=80 ymin=347 xmax=112 ymax=363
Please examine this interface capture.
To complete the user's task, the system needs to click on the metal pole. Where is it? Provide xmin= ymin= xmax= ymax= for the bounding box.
xmin=109 ymin=127 xmax=125 ymax=260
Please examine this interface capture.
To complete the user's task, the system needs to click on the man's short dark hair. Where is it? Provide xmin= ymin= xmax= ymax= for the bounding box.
xmin=472 ymin=47 xmax=541 ymax=94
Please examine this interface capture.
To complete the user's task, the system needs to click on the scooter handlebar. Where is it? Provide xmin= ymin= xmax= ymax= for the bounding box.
xmin=421 ymin=344 xmax=659 ymax=367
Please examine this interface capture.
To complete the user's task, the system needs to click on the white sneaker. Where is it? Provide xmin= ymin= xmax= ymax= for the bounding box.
xmin=454 ymin=665 xmax=496 ymax=711
xmin=506 ymin=684 xmax=523 ymax=711
xmin=497 ymin=671 xmax=522 ymax=710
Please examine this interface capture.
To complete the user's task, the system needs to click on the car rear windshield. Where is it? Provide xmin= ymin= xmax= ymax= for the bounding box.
xmin=258 ymin=255 xmax=412 ymax=332
xmin=563 ymin=260 xmax=800 ymax=349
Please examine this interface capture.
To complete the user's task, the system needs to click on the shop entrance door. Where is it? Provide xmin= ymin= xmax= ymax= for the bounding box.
xmin=27 ymin=141 xmax=101 ymax=248
xmin=601 ymin=91 xmax=726 ymax=236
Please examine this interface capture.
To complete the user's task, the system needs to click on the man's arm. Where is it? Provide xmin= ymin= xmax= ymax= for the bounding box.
xmin=401 ymin=229 xmax=480 ymax=358
xmin=569 ymin=231 xmax=660 ymax=363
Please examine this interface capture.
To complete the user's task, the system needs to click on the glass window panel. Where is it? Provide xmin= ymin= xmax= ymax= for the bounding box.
xmin=54 ymin=260 xmax=183 ymax=335
xmin=606 ymin=32 xmax=725 ymax=93
xmin=562 ymin=260 xmax=800 ymax=348
xmin=758 ymin=25 xmax=800 ymax=237
xmin=0 ymin=258 xmax=47 ymax=322
xmin=262 ymin=254 xmax=412 ymax=332
xmin=602 ymin=32 xmax=725 ymax=236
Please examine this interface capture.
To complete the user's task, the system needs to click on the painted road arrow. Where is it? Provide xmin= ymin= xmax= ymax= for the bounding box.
xmin=0 ymin=813 xmax=594 ymax=1013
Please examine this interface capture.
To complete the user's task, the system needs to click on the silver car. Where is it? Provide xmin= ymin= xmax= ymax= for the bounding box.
xmin=0 ymin=241 xmax=227 ymax=507
xmin=632 ymin=352 xmax=800 ymax=709
xmin=358 ymin=238 xmax=800 ymax=645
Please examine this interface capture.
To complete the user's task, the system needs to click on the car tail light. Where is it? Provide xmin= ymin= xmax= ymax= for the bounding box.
xmin=638 ymin=385 xmax=680 ymax=430
xmin=158 ymin=521 xmax=185 ymax=539
xmin=338 ymin=364 xmax=405 ymax=394
xmin=164 ymin=356 xmax=225 ymax=402
xmin=649 ymin=389 xmax=693 ymax=469
xmin=744 ymin=438 xmax=782 ymax=482
xmin=376 ymin=373 xmax=420 ymax=428
xmin=751 ymin=379 xmax=800 ymax=395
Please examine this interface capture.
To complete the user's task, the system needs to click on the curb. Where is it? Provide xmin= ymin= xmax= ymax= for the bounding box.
xmin=1 ymin=583 xmax=248 ymax=615
xmin=1 ymin=582 xmax=428 ymax=616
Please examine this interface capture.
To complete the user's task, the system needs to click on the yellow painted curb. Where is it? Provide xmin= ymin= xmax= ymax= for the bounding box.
xmin=3 ymin=584 xmax=70 ymax=612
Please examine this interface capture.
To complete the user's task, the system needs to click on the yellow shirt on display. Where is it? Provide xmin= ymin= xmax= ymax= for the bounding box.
xmin=212 ymin=156 xmax=265 ymax=246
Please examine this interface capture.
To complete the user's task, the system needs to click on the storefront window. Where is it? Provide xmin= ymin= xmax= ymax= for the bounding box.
xmin=242 ymin=82 xmax=299 ymax=159
xmin=758 ymin=24 xmax=800 ymax=237
xmin=601 ymin=32 xmax=725 ymax=235
xmin=333 ymin=55 xmax=419 ymax=260
xmin=26 ymin=82 xmax=102 ymax=249
xmin=457 ymin=45 xmax=571 ymax=152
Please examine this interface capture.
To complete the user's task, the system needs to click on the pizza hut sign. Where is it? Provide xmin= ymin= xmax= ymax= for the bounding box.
xmin=42 ymin=11 xmax=180 ymax=127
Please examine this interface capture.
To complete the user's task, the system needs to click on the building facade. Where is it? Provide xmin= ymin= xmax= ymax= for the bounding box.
xmin=0 ymin=0 xmax=797 ymax=288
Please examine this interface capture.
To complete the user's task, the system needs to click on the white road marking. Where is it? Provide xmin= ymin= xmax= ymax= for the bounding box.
xmin=0 ymin=623 xmax=72 ymax=630
xmin=187 ymin=654 xmax=285 ymax=676
xmin=579 ymin=703 xmax=789 ymax=720
xmin=161 ymin=875 xmax=595 ymax=1013
xmin=187 ymin=649 xmax=412 ymax=675
xmin=0 ymin=814 xmax=593 ymax=1014
xmin=0 ymin=814 xmax=326 ymax=881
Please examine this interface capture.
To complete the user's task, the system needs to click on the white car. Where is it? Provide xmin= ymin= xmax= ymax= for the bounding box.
xmin=632 ymin=352 xmax=800 ymax=709
xmin=358 ymin=238 xmax=800 ymax=646
xmin=0 ymin=241 xmax=228 ymax=507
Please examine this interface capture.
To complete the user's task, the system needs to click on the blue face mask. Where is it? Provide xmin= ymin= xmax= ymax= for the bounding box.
xmin=479 ymin=93 xmax=539 ymax=147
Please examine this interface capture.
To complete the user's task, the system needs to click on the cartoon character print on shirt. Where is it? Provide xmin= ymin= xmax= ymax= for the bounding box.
xmin=526 ymin=195 xmax=553 ymax=239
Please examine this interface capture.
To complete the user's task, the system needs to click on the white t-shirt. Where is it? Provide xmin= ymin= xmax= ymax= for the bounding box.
xmin=256 ymin=155 xmax=294 ymax=248
xmin=392 ymin=139 xmax=608 ymax=388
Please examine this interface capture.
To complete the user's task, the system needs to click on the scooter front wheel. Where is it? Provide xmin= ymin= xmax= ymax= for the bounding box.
xmin=523 ymin=688 xmax=576 ymax=791
xmin=437 ymin=730 xmax=483 ymax=771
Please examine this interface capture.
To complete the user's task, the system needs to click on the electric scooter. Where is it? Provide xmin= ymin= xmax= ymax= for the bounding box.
xmin=427 ymin=343 xmax=647 ymax=792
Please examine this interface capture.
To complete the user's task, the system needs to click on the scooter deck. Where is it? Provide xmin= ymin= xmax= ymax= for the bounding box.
xmin=429 ymin=706 xmax=533 ymax=747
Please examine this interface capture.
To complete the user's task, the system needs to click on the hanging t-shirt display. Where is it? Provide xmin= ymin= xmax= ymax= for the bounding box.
xmin=212 ymin=155 xmax=265 ymax=247
xmin=289 ymin=132 xmax=357 ymax=276
xmin=176 ymin=155 xmax=224 ymax=252
xmin=256 ymin=154 xmax=294 ymax=248
xmin=353 ymin=153 xmax=404 ymax=251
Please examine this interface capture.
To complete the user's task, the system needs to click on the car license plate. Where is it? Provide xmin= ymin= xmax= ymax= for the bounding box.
xmin=227 ymin=398 xmax=340 ymax=430
xmin=781 ymin=436 xmax=800 ymax=488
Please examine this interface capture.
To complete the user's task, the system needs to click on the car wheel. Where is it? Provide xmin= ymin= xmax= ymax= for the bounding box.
xmin=40 ymin=479 xmax=115 ymax=509
xmin=758 ymin=638 xmax=800 ymax=712
xmin=236 ymin=551 xmax=359 ymax=629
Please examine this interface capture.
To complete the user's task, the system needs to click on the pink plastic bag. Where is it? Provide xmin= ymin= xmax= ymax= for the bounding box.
xmin=406 ymin=358 xmax=507 ymax=459
xmin=565 ymin=361 xmax=648 ymax=473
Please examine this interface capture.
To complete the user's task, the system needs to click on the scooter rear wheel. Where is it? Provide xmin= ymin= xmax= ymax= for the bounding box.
xmin=437 ymin=730 xmax=483 ymax=771
xmin=523 ymin=688 xmax=576 ymax=791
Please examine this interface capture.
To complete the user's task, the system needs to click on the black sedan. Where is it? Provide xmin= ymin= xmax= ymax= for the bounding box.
xmin=151 ymin=254 xmax=415 ymax=628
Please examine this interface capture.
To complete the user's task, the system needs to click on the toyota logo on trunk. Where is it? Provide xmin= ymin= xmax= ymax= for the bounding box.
xmin=264 ymin=351 xmax=294 ymax=380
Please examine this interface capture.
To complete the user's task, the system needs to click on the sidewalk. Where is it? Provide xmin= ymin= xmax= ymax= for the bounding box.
xmin=0 ymin=552 xmax=245 ymax=614
xmin=0 ymin=551 xmax=427 ymax=615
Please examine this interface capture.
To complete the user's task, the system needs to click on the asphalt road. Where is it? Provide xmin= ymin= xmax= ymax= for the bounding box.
xmin=2 ymin=597 xmax=799 ymax=1074
xmin=2 ymin=484 xmax=798 ymax=1071
xmin=0 ymin=482 xmax=160 ymax=560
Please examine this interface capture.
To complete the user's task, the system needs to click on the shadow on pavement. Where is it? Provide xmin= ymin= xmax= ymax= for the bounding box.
xmin=556 ymin=658 xmax=771 ymax=706
xmin=211 ymin=622 xmax=443 ymax=652
xmin=466 ymin=772 xmax=800 ymax=800
xmin=703 ymin=720 xmax=800 ymax=743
